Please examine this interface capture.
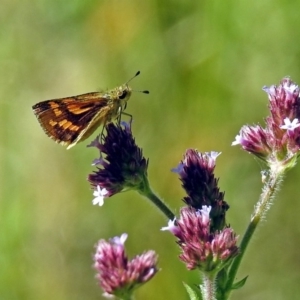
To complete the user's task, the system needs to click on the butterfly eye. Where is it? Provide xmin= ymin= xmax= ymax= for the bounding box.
xmin=119 ymin=90 xmax=127 ymax=100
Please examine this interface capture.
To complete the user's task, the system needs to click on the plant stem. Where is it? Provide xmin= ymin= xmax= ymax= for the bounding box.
xmin=224 ymin=167 xmax=284 ymax=299
xmin=139 ymin=176 xmax=175 ymax=220
xmin=201 ymin=273 xmax=217 ymax=300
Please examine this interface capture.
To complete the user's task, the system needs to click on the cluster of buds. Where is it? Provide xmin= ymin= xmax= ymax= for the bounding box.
xmin=94 ymin=233 xmax=158 ymax=298
xmin=165 ymin=150 xmax=239 ymax=273
xmin=88 ymin=122 xmax=148 ymax=206
xmin=232 ymin=78 xmax=300 ymax=170
xmin=172 ymin=150 xmax=229 ymax=231
xmin=162 ymin=206 xmax=238 ymax=272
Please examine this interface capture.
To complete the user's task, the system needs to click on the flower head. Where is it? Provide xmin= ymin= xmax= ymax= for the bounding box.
xmin=173 ymin=149 xmax=229 ymax=231
xmin=233 ymin=78 xmax=300 ymax=169
xmin=231 ymin=125 xmax=271 ymax=160
xmin=94 ymin=234 xmax=159 ymax=298
xmin=88 ymin=122 xmax=149 ymax=203
xmin=162 ymin=206 xmax=239 ymax=273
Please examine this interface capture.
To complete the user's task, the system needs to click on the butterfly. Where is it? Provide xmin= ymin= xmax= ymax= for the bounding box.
xmin=32 ymin=71 xmax=149 ymax=149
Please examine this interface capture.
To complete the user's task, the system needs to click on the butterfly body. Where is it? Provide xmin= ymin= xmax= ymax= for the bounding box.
xmin=32 ymin=84 xmax=132 ymax=149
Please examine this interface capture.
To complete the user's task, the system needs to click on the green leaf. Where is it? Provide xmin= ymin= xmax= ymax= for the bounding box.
xmin=183 ymin=282 xmax=201 ymax=300
xmin=216 ymin=268 xmax=228 ymax=290
xmin=231 ymin=276 xmax=248 ymax=290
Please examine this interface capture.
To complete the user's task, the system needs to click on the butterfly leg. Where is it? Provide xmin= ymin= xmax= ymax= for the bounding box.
xmin=118 ymin=111 xmax=133 ymax=126
xmin=100 ymin=122 xmax=108 ymax=143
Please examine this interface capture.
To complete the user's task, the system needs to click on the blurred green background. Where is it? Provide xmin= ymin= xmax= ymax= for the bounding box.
xmin=2 ymin=0 xmax=300 ymax=299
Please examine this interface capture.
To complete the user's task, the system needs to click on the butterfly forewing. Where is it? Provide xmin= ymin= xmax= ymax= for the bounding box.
xmin=32 ymin=92 xmax=111 ymax=148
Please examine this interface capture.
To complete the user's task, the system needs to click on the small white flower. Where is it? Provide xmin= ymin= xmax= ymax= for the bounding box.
xmin=161 ymin=218 xmax=177 ymax=232
xmin=102 ymin=292 xmax=115 ymax=299
xmin=231 ymin=134 xmax=242 ymax=146
xmin=92 ymin=186 xmax=108 ymax=206
xmin=280 ymin=117 xmax=300 ymax=131
xmin=171 ymin=163 xmax=184 ymax=174
xmin=195 ymin=205 xmax=211 ymax=225
xmin=200 ymin=205 xmax=211 ymax=216
xmin=206 ymin=151 xmax=221 ymax=160
xmin=283 ymin=82 xmax=298 ymax=93
xmin=111 ymin=233 xmax=128 ymax=245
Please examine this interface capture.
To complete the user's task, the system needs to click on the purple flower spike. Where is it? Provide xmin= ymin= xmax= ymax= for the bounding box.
xmin=88 ymin=122 xmax=148 ymax=205
xmin=174 ymin=149 xmax=229 ymax=231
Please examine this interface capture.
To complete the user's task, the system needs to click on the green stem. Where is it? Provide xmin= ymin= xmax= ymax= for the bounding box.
xmin=223 ymin=167 xmax=284 ymax=299
xmin=201 ymin=273 xmax=217 ymax=300
xmin=139 ymin=176 xmax=175 ymax=220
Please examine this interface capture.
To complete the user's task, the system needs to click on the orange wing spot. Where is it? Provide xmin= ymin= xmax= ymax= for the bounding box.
xmin=69 ymin=124 xmax=80 ymax=131
xmin=53 ymin=108 xmax=62 ymax=116
xmin=49 ymin=102 xmax=59 ymax=109
xmin=49 ymin=119 xmax=58 ymax=126
xmin=67 ymin=104 xmax=93 ymax=114
xmin=59 ymin=120 xmax=73 ymax=129
xmin=59 ymin=119 xmax=68 ymax=126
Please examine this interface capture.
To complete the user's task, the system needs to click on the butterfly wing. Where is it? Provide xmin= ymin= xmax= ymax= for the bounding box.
xmin=32 ymin=92 xmax=110 ymax=148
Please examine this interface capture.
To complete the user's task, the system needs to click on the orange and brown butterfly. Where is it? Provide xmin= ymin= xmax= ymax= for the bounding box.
xmin=32 ymin=71 xmax=149 ymax=149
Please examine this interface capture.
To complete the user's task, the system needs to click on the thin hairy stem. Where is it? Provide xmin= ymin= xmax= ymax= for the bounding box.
xmin=224 ymin=166 xmax=284 ymax=299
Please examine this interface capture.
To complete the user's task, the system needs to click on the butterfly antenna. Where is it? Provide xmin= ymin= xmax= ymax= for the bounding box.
xmin=133 ymin=89 xmax=149 ymax=94
xmin=126 ymin=71 xmax=150 ymax=94
xmin=126 ymin=71 xmax=141 ymax=84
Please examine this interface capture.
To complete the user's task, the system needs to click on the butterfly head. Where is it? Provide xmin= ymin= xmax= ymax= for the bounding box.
xmin=117 ymin=71 xmax=149 ymax=101
xmin=116 ymin=84 xmax=132 ymax=102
